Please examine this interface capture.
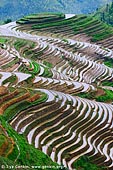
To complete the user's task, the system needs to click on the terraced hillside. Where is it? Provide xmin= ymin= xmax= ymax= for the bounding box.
xmin=0 ymin=13 xmax=113 ymax=170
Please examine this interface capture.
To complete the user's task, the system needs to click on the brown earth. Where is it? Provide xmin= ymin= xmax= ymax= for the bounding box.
xmin=0 ymin=86 xmax=8 ymax=96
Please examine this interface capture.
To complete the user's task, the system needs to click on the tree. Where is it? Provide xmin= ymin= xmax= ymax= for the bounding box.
xmin=4 ymin=19 xmax=12 ymax=24
xmin=101 ymin=12 xmax=105 ymax=21
xmin=111 ymin=0 xmax=113 ymax=9
xmin=106 ymin=4 xmax=109 ymax=13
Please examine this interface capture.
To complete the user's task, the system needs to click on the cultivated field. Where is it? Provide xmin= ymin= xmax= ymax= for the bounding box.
xmin=0 ymin=14 xmax=113 ymax=170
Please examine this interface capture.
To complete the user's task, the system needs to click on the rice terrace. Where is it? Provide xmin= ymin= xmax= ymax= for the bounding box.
xmin=0 ymin=6 xmax=113 ymax=170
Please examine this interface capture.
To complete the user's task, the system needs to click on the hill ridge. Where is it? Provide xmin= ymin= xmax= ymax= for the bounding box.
xmin=0 ymin=0 xmax=112 ymax=22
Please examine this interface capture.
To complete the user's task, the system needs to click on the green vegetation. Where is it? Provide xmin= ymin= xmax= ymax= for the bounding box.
xmin=94 ymin=1 xmax=113 ymax=26
xmin=62 ymin=39 xmax=68 ymax=43
xmin=4 ymin=18 xmax=12 ymax=24
xmin=14 ymin=40 xmax=28 ymax=51
xmin=0 ymin=156 xmax=18 ymax=170
xmin=14 ymin=39 xmax=37 ymax=60
xmin=0 ymin=116 xmax=61 ymax=170
xmin=1 ymin=57 xmax=19 ymax=69
xmin=30 ymin=61 xmax=40 ymax=74
xmin=104 ymin=58 xmax=113 ymax=68
xmin=0 ymin=0 xmax=111 ymax=22
xmin=0 ymin=37 xmax=7 ymax=44
xmin=18 ymin=60 xmax=53 ymax=78
xmin=71 ymin=16 xmax=113 ymax=41
xmin=77 ymin=88 xmax=113 ymax=103
xmin=2 ymin=75 xmax=17 ymax=85
xmin=96 ymin=89 xmax=113 ymax=102
xmin=17 ymin=13 xmax=65 ymax=24
xmin=41 ymin=65 xmax=53 ymax=78
xmin=30 ymin=14 xmax=113 ymax=42
xmin=77 ymin=91 xmax=95 ymax=99
xmin=91 ymin=26 xmax=113 ymax=41
xmin=102 ymin=80 xmax=113 ymax=87
xmin=2 ymin=88 xmax=48 ymax=121
xmin=43 ymin=61 xmax=53 ymax=68
xmin=0 ymin=134 xmax=6 ymax=147
xmin=73 ymin=156 xmax=106 ymax=170
xmin=14 ymin=39 xmax=35 ymax=52
xmin=32 ymin=15 xmax=87 ymax=29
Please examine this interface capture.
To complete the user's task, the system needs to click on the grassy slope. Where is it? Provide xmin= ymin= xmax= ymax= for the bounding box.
xmin=94 ymin=1 xmax=113 ymax=26
xmin=0 ymin=116 xmax=62 ymax=170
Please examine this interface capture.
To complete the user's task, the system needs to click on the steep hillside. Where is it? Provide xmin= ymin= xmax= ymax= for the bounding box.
xmin=0 ymin=114 xmax=60 ymax=170
xmin=94 ymin=0 xmax=113 ymax=25
xmin=0 ymin=0 xmax=112 ymax=22
xmin=0 ymin=13 xmax=113 ymax=170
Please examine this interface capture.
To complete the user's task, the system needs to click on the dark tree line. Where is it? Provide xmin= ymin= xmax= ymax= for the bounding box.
xmin=98 ymin=0 xmax=113 ymax=25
